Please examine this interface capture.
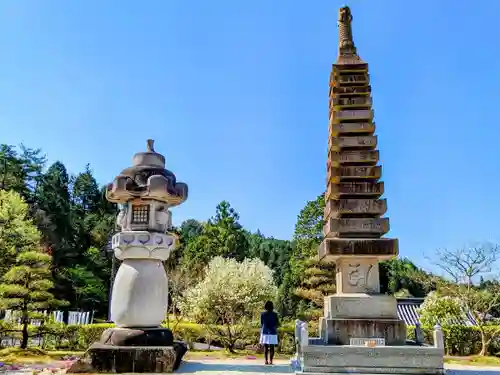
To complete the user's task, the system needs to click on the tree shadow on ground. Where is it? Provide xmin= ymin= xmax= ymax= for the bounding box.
xmin=177 ymin=361 xmax=292 ymax=373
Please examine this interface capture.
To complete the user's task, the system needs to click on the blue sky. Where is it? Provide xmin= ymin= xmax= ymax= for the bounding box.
xmin=0 ymin=0 xmax=499 ymax=269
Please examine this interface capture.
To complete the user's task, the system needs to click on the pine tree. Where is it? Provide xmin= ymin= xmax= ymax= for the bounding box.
xmin=294 ymin=257 xmax=336 ymax=320
xmin=0 ymin=190 xmax=41 ymax=274
xmin=35 ymin=162 xmax=76 ymax=304
xmin=0 ymin=144 xmax=45 ymax=201
xmin=287 ymin=194 xmax=330 ymax=319
xmin=0 ymin=251 xmax=66 ymax=348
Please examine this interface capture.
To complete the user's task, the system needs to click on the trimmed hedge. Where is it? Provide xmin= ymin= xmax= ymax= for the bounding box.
xmin=406 ymin=324 xmax=500 ymax=356
xmin=0 ymin=320 xmax=497 ymax=356
xmin=0 ymin=321 xmax=296 ymax=354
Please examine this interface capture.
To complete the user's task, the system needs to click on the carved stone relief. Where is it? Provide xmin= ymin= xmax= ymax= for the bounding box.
xmin=336 ymin=259 xmax=380 ymax=294
xmin=347 ymin=263 xmax=373 ymax=288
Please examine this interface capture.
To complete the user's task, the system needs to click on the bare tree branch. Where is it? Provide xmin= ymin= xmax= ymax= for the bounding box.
xmin=428 ymin=242 xmax=500 ymax=355
xmin=433 ymin=243 xmax=499 ymax=285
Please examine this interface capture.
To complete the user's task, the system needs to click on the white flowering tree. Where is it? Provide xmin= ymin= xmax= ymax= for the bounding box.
xmin=418 ymin=291 xmax=462 ymax=327
xmin=179 ymin=256 xmax=277 ymax=351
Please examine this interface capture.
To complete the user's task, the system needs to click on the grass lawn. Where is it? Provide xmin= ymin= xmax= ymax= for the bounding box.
xmin=444 ymin=355 xmax=500 ymax=366
xmin=0 ymin=348 xmax=84 ymax=364
xmin=0 ymin=347 xmax=290 ymax=364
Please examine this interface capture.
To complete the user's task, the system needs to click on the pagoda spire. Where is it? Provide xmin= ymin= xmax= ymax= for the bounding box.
xmin=337 ymin=6 xmax=363 ymax=64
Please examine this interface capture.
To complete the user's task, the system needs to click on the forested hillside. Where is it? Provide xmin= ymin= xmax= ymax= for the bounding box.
xmin=0 ymin=143 xmax=433 ymax=320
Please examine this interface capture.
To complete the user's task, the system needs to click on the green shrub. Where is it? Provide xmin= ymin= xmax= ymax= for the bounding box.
xmin=407 ymin=325 xmax=500 ymax=356
xmin=167 ymin=321 xmax=295 ymax=353
xmin=417 ymin=292 xmax=462 ymax=327
xmin=0 ymin=321 xmax=296 ymax=353
xmin=12 ymin=321 xmax=500 ymax=356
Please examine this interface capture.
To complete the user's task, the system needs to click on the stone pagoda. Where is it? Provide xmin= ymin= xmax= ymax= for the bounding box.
xmin=320 ymin=4 xmax=402 ymax=346
xmin=294 ymin=6 xmax=444 ymax=375
xmin=69 ymin=140 xmax=188 ymax=373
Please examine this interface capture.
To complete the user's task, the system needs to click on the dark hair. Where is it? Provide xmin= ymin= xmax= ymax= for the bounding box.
xmin=264 ymin=301 xmax=274 ymax=312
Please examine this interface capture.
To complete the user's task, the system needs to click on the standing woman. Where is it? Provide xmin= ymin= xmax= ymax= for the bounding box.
xmin=260 ymin=301 xmax=279 ymax=365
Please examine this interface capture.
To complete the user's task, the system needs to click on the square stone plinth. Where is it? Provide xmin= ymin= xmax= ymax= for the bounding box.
xmin=319 ymin=238 xmax=398 ymax=262
xmin=335 ymin=258 xmax=381 ymax=293
xmin=324 ymin=294 xmax=399 ymax=320
xmin=299 ymin=344 xmax=444 ymax=375
xmin=321 ymin=317 xmax=407 ymax=346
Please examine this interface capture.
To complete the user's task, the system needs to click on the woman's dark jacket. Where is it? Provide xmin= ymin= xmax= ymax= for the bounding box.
xmin=260 ymin=311 xmax=279 ymax=335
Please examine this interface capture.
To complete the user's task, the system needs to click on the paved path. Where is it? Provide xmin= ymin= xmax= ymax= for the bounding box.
xmin=175 ymin=359 xmax=500 ymax=375
xmin=3 ymin=359 xmax=500 ymax=374
xmin=177 ymin=360 xmax=292 ymax=374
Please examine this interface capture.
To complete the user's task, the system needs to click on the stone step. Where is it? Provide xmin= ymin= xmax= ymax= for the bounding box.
xmin=300 ymin=345 xmax=444 ymax=375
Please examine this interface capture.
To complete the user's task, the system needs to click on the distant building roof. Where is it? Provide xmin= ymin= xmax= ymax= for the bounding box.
xmin=396 ymin=298 xmax=477 ymax=326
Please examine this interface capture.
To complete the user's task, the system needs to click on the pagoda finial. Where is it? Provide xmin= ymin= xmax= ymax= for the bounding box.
xmin=147 ymin=139 xmax=155 ymax=152
xmin=337 ymin=6 xmax=358 ymax=60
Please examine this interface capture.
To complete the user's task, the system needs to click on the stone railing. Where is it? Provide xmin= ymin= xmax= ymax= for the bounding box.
xmin=295 ymin=319 xmax=309 ymax=353
xmin=291 ymin=319 xmax=309 ymax=370
xmin=433 ymin=324 xmax=444 ymax=350
xmin=290 ymin=319 xmax=444 ymax=370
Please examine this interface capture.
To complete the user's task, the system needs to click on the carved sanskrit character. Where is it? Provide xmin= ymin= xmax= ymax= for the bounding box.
xmin=359 ymin=200 xmax=370 ymax=212
xmin=348 ymin=263 xmax=373 ymax=287
xmin=347 ymin=264 xmax=362 ymax=286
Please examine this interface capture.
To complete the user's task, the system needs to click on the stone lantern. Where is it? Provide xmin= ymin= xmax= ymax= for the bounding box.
xmin=106 ymin=139 xmax=187 ymax=328
xmin=72 ymin=140 xmax=188 ymax=373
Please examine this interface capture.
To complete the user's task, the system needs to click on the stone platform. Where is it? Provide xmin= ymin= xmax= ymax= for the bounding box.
xmin=298 ymin=345 xmax=445 ymax=375
xmin=88 ymin=343 xmax=177 ymax=373
xmin=324 ymin=294 xmax=398 ymax=319
xmin=320 ymin=318 xmax=406 ymax=346
xmin=67 ymin=327 xmax=187 ymax=373
xmin=321 ymin=294 xmax=407 ymax=346
xmin=100 ymin=327 xmax=175 ymax=346
xmin=68 ymin=342 xmax=188 ymax=373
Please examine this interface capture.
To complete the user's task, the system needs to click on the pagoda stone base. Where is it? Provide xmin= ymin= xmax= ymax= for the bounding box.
xmin=321 ymin=294 xmax=406 ymax=345
xmin=298 ymin=345 xmax=444 ymax=375
xmin=321 ymin=318 xmax=407 ymax=346
xmin=324 ymin=294 xmax=399 ymax=320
